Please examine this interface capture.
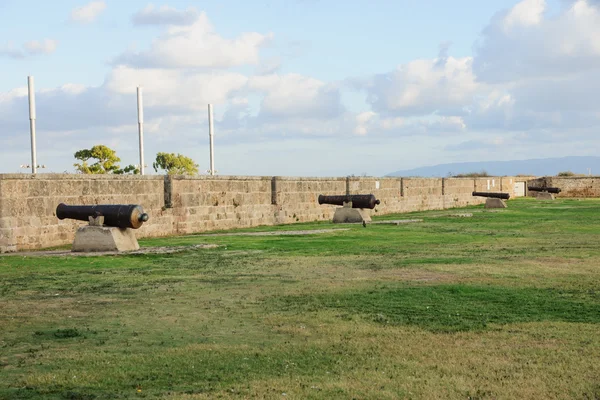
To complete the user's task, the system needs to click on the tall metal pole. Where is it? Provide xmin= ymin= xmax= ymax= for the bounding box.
xmin=137 ymin=86 xmax=145 ymax=175
xmin=27 ymin=76 xmax=37 ymax=174
xmin=208 ymin=103 xmax=215 ymax=175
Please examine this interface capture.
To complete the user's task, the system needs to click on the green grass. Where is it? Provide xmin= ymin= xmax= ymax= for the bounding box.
xmin=1 ymin=198 xmax=600 ymax=399
xmin=271 ymin=284 xmax=600 ymax=333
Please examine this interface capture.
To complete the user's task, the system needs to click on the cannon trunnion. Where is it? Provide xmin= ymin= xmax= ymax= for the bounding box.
xmin=318 ymin=194 xmax=380 ymax=210
xmin=56 ymin=203 xmax=149 ymax=229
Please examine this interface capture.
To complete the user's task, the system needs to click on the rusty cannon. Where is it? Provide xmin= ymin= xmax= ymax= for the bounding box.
xmin=318 ymin=194 xmax=381 ymax=209
xmin=472 ymin=191 xmax=510 ymax=200
xmin=57 ymin=203 xmax=149 ymax=229
xmin=472 ymin=191 xmax=509 ymax=209
xmin=527 ymin=186 xmax=560 ymax=200
xmin=527 ymin=186 xmax=561 ymax=194
xmin=56 ymin=203 xmax=149 ymax=252
xmin=318 ymin=194 xmax=380 ymax=224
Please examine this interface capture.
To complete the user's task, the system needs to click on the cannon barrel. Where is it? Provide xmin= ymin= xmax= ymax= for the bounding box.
xmin=318 ymin=194 xmax=380 ymax=209
xmin=472 ymin=191 xmax=510 ymax=200
xmin=527 ymin=186 xmax=561 ymax=194
xmin=56 ymin=203 xmax=149 ymax=229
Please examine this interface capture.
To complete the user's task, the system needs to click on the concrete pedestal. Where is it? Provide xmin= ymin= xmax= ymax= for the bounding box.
xmin=72 ymin=226 xmax=140 ymax=252
xmin=534 ymin=192 xmax=555 ymax=200
xmin=485 ymin=198 xmax=507 ymax=209
xmin=332 ymin=207 xmax=371 ymax=223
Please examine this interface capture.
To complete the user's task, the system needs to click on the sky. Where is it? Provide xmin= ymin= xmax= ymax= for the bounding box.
xmin=1 ymin=0 xmax=598 ymax=176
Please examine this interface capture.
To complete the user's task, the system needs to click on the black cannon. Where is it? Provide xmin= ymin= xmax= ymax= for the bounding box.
xmin=527 ymin=186 xmax=561 ymax=194
xmin=318 ymin=194 xmax=380 ymax=209
xmin=472 ymin=191 xmax=510 ymax=200
xmin=56 ymin=203 xmax=149 ymax=229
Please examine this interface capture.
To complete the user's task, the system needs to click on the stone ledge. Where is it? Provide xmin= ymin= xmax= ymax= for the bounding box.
xmin=0 ymin=173 xmax=163 ymax=181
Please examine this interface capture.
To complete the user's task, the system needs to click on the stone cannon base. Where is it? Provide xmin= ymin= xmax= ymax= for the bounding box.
xmin=332 ymin=207 xmax=371 ymax=224
xmin=485 ymin=198 xmax=507 ymax=209
xmin=534 ymin=192 xmax=555 ymax=200
xmin=72 ymin=226 xmax=140 ymax=252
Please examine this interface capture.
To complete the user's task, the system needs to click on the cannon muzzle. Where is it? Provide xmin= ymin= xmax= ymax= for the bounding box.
xmin=318 ymin=194 xmax=380 ymax=209
xmin=472 ymin=191 xmax=510 ymax=200
xmin=56 ymin=203 xmax=149 ymax=229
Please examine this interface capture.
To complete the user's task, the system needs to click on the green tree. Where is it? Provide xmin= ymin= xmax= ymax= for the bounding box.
xmin=557 ymin=171 xmax=576 ymax=177
xmin=74 ymin=145 xmax=139 ymax=174
xmin=153 ymin=152 xmax=199 ymax=175
xmin=113 ymin=164 xmax=140 ymax=175
xmin=453 ymin=170 xmax=490 ymax=178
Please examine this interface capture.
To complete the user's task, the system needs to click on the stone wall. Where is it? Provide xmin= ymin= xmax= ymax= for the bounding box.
xmin=0 ymin=174 xmax=528 ymax=253
xmin=274 ymin=176 xmax=347 ymax=224
xmin=527 ymin=176 xmax=600 ymax=197
xmin=0 ymin=174 xmax=166 ymax=252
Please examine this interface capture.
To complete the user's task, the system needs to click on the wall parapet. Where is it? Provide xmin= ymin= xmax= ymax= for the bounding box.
xmin=1 ymin=173 xmax=528 ymax=253
xmin=527 ymin=176 xmax=600 ymax=197
xmin=0 ymin=173 xmax=164 ymax=181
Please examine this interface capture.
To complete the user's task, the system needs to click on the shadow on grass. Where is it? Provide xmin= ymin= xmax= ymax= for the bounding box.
xmin=271 ymin=284 xmax=600 ymax=333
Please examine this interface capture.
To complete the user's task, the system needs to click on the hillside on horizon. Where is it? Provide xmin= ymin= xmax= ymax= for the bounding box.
xmin=386 ymin=156 xmax=600 ymax=177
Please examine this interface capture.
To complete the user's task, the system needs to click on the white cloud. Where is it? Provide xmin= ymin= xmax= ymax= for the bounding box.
xmin=0 ymin=87 xmax=28 ymax=103
xmin=255 ymin=57 xmax=282 ymax=75
xmin=474 ymin=0 xmax=600 ymax=83
xmin=354 ymin=111 xmax=376 ymax=135
xmin=70 ymin=1 xmax=106 ymax=24
xmin=464 ymin=0 xmax=600 ymax=133
xmin=248 ymin=73 xmax=343 ymax=120
xmin=380 ymin=117 xmax=405 ymax=130
xmin=361 ymin=55 xmax=478 ymax=117
xmin=0 ymin=39 xmax=58 ymax=59
xmin=503 ymin=0 xmax=545 ymax=30
xmin=57 ymin=83 xmax=88 ymax=95
xmin=371 ymin=115 xmax=466 ymax=136
xmin=0 ymin=43 xmax=25 ymax=59
xmin=115 ymin=13 xmax=272 ymax=68
xmin=106 ymin=66 xmax=248 ymax=111
xmin=132 ymin=5 xmax=199 ymax=26
xmin=23 ymin=39 xmax=58 ymax=55
xmin=350 ymin=0 xmax=600 ymax=139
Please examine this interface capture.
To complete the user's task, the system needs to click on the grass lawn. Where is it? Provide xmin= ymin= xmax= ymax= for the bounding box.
xmin=1 ymin=198 xmax=599 ymax=399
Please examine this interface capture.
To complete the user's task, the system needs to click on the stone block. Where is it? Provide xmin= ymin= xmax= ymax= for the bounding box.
xmin=534 ymin=192 xmax=555 ymax=200
xmin=0 ymin=217 xmax=14 ymax=229
xmin=332 ymin=207 xmax=371 ymax=223
xmin=72 ymin=226 xmax=140 ymax=252
xmin=485 ymin=198 xmax=507 ymax=209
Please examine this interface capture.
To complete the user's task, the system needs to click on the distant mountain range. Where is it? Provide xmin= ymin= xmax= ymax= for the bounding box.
xmin=386 ymin=156 xmax=600 ymax=177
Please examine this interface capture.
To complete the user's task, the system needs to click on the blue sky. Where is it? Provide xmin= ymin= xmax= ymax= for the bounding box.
xmin=0 ymin=0 xmax=597 ymax=176
xmin=1 ymin=1 xmax=527 ymax=90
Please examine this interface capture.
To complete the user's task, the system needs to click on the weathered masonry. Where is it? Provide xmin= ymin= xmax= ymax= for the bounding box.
xmin=0 ymin=174 xmax=530 ymax=252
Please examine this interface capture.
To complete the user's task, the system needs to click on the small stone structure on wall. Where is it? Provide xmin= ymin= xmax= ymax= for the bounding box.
xmin=0 ymin=174 xmax=530 ymax=253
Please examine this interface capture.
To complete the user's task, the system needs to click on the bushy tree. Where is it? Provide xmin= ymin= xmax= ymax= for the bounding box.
xmin=74 ymin=145 xmax=138 ymax=174
xmin=153 ymin=152 xmax=199 ymax=175
xmin=557 ymin=171 xmax=575 ymax=177
xmin=113 ymin=164 xmax=140 ymax=175
xmin=452 ymin=170 xmax=490 ymax=178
